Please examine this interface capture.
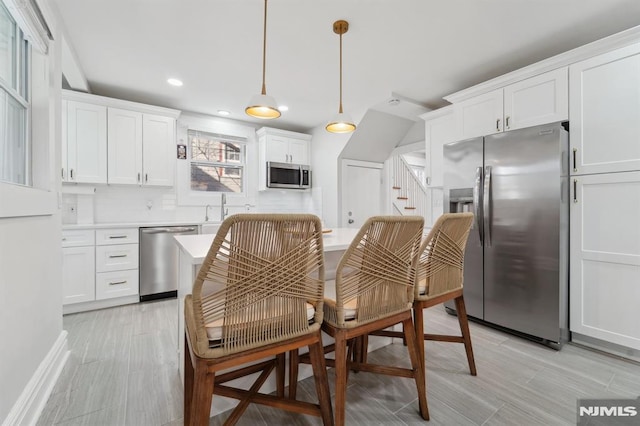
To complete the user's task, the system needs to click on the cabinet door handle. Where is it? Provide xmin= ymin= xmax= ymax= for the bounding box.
xmin=573 ymin=179 xmax=578 ymax=203
xmin=496 ymin=119 xmax=501 ymax=132
xmin=572 ymin=148 xmax=577 ymax=172
xmin=70 ymin=169 xmax=74 ymax=180
xmin=109 ymin=254 xmax=127 ymax=258
xmin=61 ymin=168 xmax=65 ymax=179
xmin=145 ymin=173 xmax=148 ymax=183
xmin=137 ymin=173 xmax=141 ymax=183
xmin=505 ymin=116 xmax=510 ymax=129
xmin=109 ymin=280 xmax=127 ymax=286
xmin=108 ymin=235 xmax=127 ymax=239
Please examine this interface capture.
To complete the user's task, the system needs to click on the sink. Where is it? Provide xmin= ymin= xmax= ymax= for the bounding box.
xmin=200 ymin=223 xmax=221 ymax=235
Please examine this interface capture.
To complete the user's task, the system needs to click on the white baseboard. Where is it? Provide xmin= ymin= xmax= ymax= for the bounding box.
xmin=2 ymin=331 xmax=69 ymax=426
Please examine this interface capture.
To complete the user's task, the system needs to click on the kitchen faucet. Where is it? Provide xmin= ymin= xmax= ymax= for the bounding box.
xmin=204 ymin=204 xmax=211 ymax=222
xmin=220 ymin=193 xmax=228 ymax=221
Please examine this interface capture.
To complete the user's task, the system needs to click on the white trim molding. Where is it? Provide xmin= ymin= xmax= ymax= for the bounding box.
xmin=2 ymin=331 xmax=69 ymax=426
xmin=2 ymin=0 xmax=52 ymax=54
xmin=444 ymin=25 xmax=640 ymax=104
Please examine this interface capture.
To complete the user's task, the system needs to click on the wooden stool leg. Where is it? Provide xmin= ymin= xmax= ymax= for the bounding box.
xmin=190 ymin=359 xmax=215 ymax=426
xmin=413 ymin=306 xmax=426 ymax=370
xmin=454 ymin=296 xmax=477 ymax=376
xmin=360 ymin=334 xmax=369 ymax=365
xmin=309 ymin=336 xmax=334 ymax=426
xmin=334 ymin=330 xmax=348 ymax=426
xmin=276 ymin=353 xmax=286 ymax=397
xmin=288 ymin=349 xmax=299 ymax=399
xmin=403 ymin=318 xmax=430 ymax=421
xmin=184 ymin=336 xmax=195 ymax=426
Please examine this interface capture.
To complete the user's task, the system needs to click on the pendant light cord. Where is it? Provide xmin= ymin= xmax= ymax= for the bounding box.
xmin=339 ymin=31 xmax=344 ymax=114
xmin=261 ymin=0 xmax=268 ymax=95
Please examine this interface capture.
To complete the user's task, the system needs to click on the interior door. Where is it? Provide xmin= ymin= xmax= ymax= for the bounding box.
xmin=342 ymin=161 xmax=383 ymax=229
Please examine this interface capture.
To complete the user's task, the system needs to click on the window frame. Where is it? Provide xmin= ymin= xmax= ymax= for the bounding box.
xmin=188 ymin=129 xmax=247 ymax=195
xmin=0 ymin=0 xmax=56 ymax=219
xmin=0 ymin=3 xmax=31 ymax=188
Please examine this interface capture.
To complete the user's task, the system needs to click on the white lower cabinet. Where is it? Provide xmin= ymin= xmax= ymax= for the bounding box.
xmin=62 ymin=227 xmax=140 ymax=310
xmin=570 ymin=171 xmax=640 ymax=350
xmin=96 ymin=269 xmax=139 ymax=300
xmin=62 ymin=245 xmax=95 ymax=305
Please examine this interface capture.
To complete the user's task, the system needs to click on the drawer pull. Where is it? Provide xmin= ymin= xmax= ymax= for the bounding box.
xmin=109 ymin=254 xmax=127 ymax=258
xmin=109 ymin=280 xmax=127 ymax=286
xmin=108 ymin=235 xmax=128 ymax=239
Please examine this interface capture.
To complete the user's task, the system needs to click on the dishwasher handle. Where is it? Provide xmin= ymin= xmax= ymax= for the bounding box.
xmin=140 ymin=226 xmax=197 ymax=234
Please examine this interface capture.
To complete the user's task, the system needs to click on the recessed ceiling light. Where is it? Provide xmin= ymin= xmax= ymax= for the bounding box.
xmin=217 ymin=110 xmax=230 ymax=116
xmin=167 ymin=78 xmax=183 ymax=87
xmin=278 ymin=105 xmax=289 ymax=112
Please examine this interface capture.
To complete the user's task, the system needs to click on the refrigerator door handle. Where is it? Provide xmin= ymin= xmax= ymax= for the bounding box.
xmin=473 ymin=166 xmax=483 ymax=243
xmin=483 ymin=165 xmax=492 ymax=247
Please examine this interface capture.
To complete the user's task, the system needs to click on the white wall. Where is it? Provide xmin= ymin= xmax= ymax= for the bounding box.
xmin=310 ymin=126 xmax=350 ymax=228
xmin=0 ymin=2 xmax=65 ymax=423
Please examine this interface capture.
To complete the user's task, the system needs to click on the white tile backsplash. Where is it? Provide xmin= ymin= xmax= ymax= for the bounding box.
xmin=62 ymin=185 xmax=321 ymax=225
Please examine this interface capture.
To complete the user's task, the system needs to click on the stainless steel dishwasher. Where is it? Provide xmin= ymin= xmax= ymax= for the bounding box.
xmin=139 ymin=225 xmax=198 ymax=302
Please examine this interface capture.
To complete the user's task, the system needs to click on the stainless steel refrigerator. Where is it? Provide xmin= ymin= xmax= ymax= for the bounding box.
xmin=444 ymin=122 xmax=569 ymax=345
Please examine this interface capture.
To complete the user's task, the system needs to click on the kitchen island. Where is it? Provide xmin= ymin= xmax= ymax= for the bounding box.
xmin=173 ymin=227 xmax=370 ymax=416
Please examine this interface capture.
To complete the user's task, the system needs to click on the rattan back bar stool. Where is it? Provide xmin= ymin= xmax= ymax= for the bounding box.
xmin=184 ymin=213 xmax=333 ymax=425
xmin=370 ymin=212 xmax=476 ymax=375
xmin=290 ymin=215 xmax=429 ymax=426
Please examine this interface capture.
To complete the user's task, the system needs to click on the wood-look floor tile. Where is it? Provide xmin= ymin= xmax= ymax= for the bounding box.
xmin=483 ymin=402 xmax=556 ymax=426
xmin=39 ymin=298 xmax=640 ymax=426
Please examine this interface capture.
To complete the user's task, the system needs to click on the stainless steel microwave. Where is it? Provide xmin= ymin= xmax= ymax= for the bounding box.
xmin=267 ymin=161 xmax=311 ymax=189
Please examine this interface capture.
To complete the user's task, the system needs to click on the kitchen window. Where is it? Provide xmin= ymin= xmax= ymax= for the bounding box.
xmin=0 ymin=2 xmax=30 ymax=186
xmin=189 ymin=129 xmax=246 ymax=193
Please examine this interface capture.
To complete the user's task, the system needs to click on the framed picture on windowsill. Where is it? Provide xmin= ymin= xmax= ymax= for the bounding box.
xmin=177 ymin=144 xmax=187 ymax=160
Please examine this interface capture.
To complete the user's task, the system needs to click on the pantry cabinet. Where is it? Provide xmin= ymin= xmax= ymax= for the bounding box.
xmin=569 ymin=171 xmax=640 ymax=350
xmin=569 ymin=42 xmax=640 ymax=175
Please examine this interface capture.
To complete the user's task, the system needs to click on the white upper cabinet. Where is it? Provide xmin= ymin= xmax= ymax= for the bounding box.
xmin=420 ymin=105 xmax=458 ymax=188
xmin=570 ymin=43 xmax=640 ymax=175
xmin=504 ymin=67 xmax=568 ymax=131
xmin=63 ymin=90 xmax=180 ymax=187
xmin=454 ymin=68 xmax=568 ymax=140
xmin=65 ymin=100 xmax=107 ymax=183
xmin=142 ymin=114 xmax=176 ymax=186
xmin=456 ymin=89 xmax=504 ymax=139
xmin=108 ymin=108 xmax=143 ymax=185
xmin=258 ymin=127 xmax=311 ymax=165
xmin=107 ymin=110 xmax=175 ymax=186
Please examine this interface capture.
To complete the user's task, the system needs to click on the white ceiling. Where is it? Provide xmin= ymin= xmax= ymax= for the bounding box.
xmin=52 ymin=0 xmax=640 ymax=133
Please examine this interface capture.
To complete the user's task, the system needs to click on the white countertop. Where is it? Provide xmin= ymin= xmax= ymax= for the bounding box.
xmin=62 ymin=221 xmax=216 ymax=230
xmin=174 ymin=227 xmax=360 ymax=264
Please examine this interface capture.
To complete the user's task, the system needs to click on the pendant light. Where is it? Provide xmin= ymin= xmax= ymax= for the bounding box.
xmin=326 ymin=20 xmax=356 ymax=133
xmin=245 ymin=0 xmax=281 ymax=119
